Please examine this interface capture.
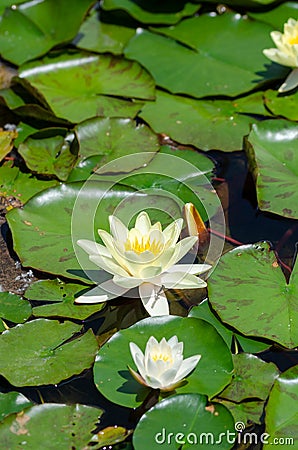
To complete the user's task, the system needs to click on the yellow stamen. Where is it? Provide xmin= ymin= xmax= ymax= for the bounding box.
xmin=151 ymin=352 xmax=173 ymax=363
xmin=124 ymin=236 xmax=163 ymax=255
xmin=288 ymin=35 xmax=298 ymax=45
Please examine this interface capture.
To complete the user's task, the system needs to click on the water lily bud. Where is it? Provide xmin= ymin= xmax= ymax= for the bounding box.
xmin=183 ymin=203 xmax=209 ymax=248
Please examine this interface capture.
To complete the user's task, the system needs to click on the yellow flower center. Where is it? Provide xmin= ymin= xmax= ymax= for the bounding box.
xmin=124 ymin=236 xmax=163 ymax=255
xmin=151 ymin=352 xmax=173 ymax=363
xmin=288 ymin=34 xmax=298 ymax=45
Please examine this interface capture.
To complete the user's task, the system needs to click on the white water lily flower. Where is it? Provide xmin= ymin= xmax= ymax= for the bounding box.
xmin=129 ymin=335 xmax=201 ymax=391
xmin=263 ymin=18 xmax=298 ymax=92
xmin=75 ymin=211 xmax=211 ymax=316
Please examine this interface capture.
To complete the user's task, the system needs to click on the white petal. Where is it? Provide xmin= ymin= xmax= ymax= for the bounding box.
xmin=109 ymin=216 xmax=128 ymax=244
xmin=165 ymin=236 xmax=198 ymax=269
xmin=174 ymin=355 xmax=201 ymax=382
xmin=77 ymin=239 xmax=111 ymax=258
xmin=89 ymin=254 xmax=129 ymax=277
xmin=135 ymin=211 xmax=152 ymax=233
xmin=98 ymin=230 xmax=132 ymax=271
xmin=278 ymin=67 xmax=298 ymax=92
xmin=139 ymin=283 xmax=169 ymax=316
xmin=139 ymin=265 xmax=162 ymax=279
xmin=123 ymin=250 xmax=156 ymax=263
xmin=129 ymin=342 xmax=145 ymax=375
xmin=167 ymin=335 xmax=179 ymax=347
xmin=161 ymin=271 xmax=207 ymax=289
xmin=163 ymin=219 xmax=183 ymax=246
xmin=166 ymin=263 xmax=211 ymax=275
xmin=113 ymin=275 xmax=142 ymax=289
xmin=74 ymin=280 xmax=128 ymax=304
xmin=143 ymin=374 xmax=164 ymax=389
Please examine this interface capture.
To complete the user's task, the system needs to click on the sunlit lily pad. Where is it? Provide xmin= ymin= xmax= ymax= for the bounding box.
xmin=0 ymin=0 xmax=95 ymax=65
xmin=94 ymin=316 xmax=233 ymax=407
xmin=0 ymin=128 xmax=17 ymax=161
xmin=91 ymin=426 xmax=132 ymax=448
xmin=18 ymin=128 xmax=79 ymax=181
xmin=0 ymin=319 xmax=98 ymax=386
xmin=140 ymin=90 xmax=270 ymax=152
xmin=0 ymin=403 xmax=103 ymax=449
xmin=133 ymin=394 xmax=234 ymax=450
xmin=26 ymin=279 xmax=104 ymax=320
xmin=75 ymin=9 xmax=135 ymax=55
xmin=0 ymin=292 xmax=32 ymax=324
xmin=208 ymin=242 xmax=298 ymax=348
xmin=189 ymin=300 xmax=270 ymax=353
xmin=74 ymin=116 xmax=159 ymax=167
xmin=219 ymin=353 xmax=279 ymax=402
xmin=0 ymin=392 xmax=33 ymax=422
xmin=125 ymin=13 xmax=286 ymax=97
xmin=264 ymin=90 xmax=298 ymax=121
xmin=19 ymin=51 xmax=154 ymax=123
xmin=245 ymin=120 xmax=298 ymax=219
xmin=0 ymin=161 xmax=58 ymax=203
xmin=264 ymin=365 xmax=298 ymax=447
xmin=102 ymin=0 xmax=199 ymax=25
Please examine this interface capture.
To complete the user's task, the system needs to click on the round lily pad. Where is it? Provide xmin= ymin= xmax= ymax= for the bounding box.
xmin=208 ymin=242 xmax=298 ymax=348
xmin=0 ymin=292 xmax=32 ymax=324
xmin=0 ymin=319 xmax=98 ymax=386
xmin=0 ymin=403 xmax=103 ymax=449
xmin=94 ymin=316 xmax=233 ymax=407
xmin=133 ymin=394 xmax=234 ymax=450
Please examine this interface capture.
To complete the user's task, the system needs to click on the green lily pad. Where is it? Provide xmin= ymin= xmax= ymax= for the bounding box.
xmin=102 ymin=0 xmax=200 ymax=25
xmin=6 ymin=180 xmax=182 ymax=282
xmin=264 ymin=90 xmax=298 ymax=121
xmin=140 ymin=90 xmax=270 ymax=152
xmin=189 ymin=300 xmax=270 ymax=353
xmin=75 ymin=9 xmax=135 ymax=55
xmin=0 ymin=403 xmax=103 ymax=449
xmin=0 ymin=292 xmax=32 ymax=324
xmin=133 ymin=394 xmax=234 ymax=450
xmin=0 ymin=161 xmax=58 ymax=203
xmin=125 ymin=13 xmax=286 ymax=98
xmin=245 ymin=120 xmax=298 ymax=219
xmin=74 ymin=116 xmax=159 ymax=167
xmin=18 ymin=128 xmax=79 ymax=181
xmin=94 ymin=316 xmax=233 ymax=408
xmin=0 ymin=129 xmax=17 ymax=161
xmin=0 ymin=319 xmax=98 ymax=386
xmin=264 ymin=365 xmax=298 ymax=447
xmin=26 ymin=279 xmax=104 ymax=320
xmin=249 ymin=2 xmax=298 ymax=30
xmin=19 ymin=51 xmax=154 ymax=123
xmin=208 ymin=242 xmax=298 ymax=348
xmin=0 ymin=0 xmax=95 ymax=65
xmin=0 ymin=392 xmax=33 ymax=422
xmin=217 ymin=399 xmax=264 ymax=426
xmin=219 ymin=353 xmax=279 ymax=402
xmin=91 ymin=426 xmax=132 ymax=448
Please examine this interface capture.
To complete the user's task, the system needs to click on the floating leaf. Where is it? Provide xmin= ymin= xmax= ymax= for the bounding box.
xmin=91 ymin=426 xmax=132 ymax=448
xmin=219 ymin=354 xmax=279 ymax=402
xmin=0 ymin=319 xmax=98 ymax=386
xmin=208 ymin=242 xmax=298 ymax=348
xmin=74 ymin=116 xmax=159 ymax=167
xmin=19 ymin=51 xmax=154 ymax=123
xmin=264 ymin=365 xmax=298 ymax=447
xmin=264 ymin=89 xmax=298 ymax=121
xmin=0 ymin=403 xmax=103 ymax=449
xmin=0 ymin=0 xmax=95 ymax=65
xmin=133 ymin=394 xmax=234 ymax=450
xmin=94 ymin=316 xmax=233 ymax=408
xmin=26 ymin=279 xmax=104 ymax=320
xmin=18 ymin=128 xmax=79 ymax=181
xmin=0 ymin=392 xmax=33 ymax=422
xmin=217 ymin=399 xmax=264 ymax=426
xmin=0 ymin=128 xmax=17 ymax=161
xmin=189 ymin=300 xmax=270 ymax=353
xmin=245 ymin=120 xmax=298 ymax=219
xmin=102 ymin=0 xmax=199 ymax=25
xmin=249 ymin=2 xmax=298 ymax=30
xmin=75 ymin=9 xmax=135 ymax=55
xmin=125 ymin=13 xmax=286 ymax=98
xmin=0 ymin=161 xmax=58 ymax=203
xmin=140 ymin=90 xmax=270 ymax=152
xmin=0 ymin=292 xmax=32 ymax=324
